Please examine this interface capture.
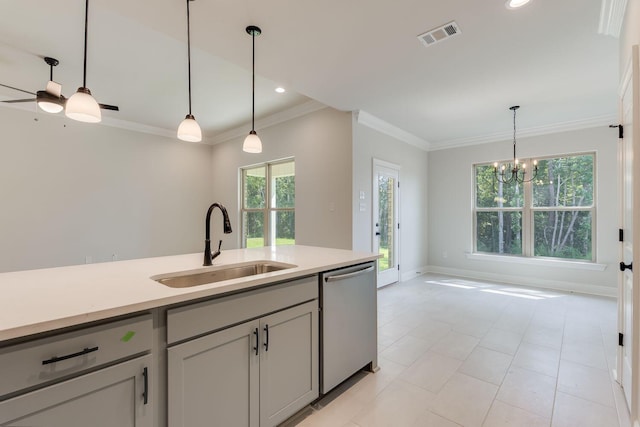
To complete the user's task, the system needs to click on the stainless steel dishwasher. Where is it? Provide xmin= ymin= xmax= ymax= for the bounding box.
xmin=320 ymin=261 xmax=377 ymax=394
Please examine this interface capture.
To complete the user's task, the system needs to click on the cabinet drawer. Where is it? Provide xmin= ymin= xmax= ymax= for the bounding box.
xmin=0 ymin=313 xmax=152 ymax=397
xmin=167 ymin=275 xmax=317 ymax=344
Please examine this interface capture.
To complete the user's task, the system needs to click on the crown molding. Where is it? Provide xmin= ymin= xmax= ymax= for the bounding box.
xmin=355 ymin=110 xmax=430 ymax=151
xmin=210 ymin=100 xmax=327 ymax=144
xmin=598 ymin=0 xmax=628 ymax=37
xmin=428 ymin=114 xmax=618 ymax=151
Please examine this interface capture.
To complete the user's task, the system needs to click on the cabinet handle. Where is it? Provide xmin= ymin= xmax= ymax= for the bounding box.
xmin=142 ymin=367 xmax=149 ymax=405
xmin=264 ymin=324 xmax=269 ymax=352
xmin=253 ymin=328 xmax=259 ymax=355
xmin=42 ymin=346 xmax=99 ymax=365
xmin=620 ymin=262 xmax=633 ymax=272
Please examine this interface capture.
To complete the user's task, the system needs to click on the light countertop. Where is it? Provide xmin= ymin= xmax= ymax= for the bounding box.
xmin=0 ymin=245 xmax=378 ymax=343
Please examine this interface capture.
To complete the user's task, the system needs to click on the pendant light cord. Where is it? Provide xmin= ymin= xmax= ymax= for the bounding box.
xmin=512 ymin=107 xmax=516 ymax=162
xmin=186 ymin=0 xmax=193 ymax=116
xmin=82 ymin=0 xmax=89 ymax=88
xmin=251 ymin=30 xmax=255 ymax=131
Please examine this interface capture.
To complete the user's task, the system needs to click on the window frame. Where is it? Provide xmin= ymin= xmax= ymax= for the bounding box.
xmin=240 ymin=158 xmax=295 ymax=248
xmin=473 ymin=151 xmax=596 ymax=262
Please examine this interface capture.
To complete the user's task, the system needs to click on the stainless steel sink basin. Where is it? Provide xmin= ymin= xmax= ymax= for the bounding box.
xmin=151 ymin=261 xmax=296 ymax=288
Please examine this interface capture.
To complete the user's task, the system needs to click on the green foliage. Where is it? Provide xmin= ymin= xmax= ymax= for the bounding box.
xmin=242 ymin=161 xmax=295 ymax=247
xmin=474 ymin=154 xmax=594 ymax=261
xmin=377 ymin=176 xmax=394 ymax=248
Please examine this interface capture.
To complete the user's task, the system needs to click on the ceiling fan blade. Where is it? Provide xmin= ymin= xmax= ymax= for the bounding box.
xmin=3 ymin=98 xmax=37 ymax=103
xmin=98 ymin=103 xmax=119 ymax=111
xmin=0 ymin=83 xmax=36 ymax=96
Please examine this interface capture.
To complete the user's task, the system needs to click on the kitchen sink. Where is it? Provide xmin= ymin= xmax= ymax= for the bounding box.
xmin=151 ymin=261 xmax=296 ymax=288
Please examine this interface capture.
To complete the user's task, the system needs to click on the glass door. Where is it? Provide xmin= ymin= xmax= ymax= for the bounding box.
xmin=373 ymin=160 xmax=400 ymax=287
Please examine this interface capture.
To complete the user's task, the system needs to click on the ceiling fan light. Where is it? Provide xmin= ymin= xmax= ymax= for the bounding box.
xmin=65 ymin=87 xmax=101 ymax=123
xmin=177 ymin=114 xmax=202 ymax=142
xmin=36 ymin=91 xmax=64 ymax=113
xmin=243 ymin=131 xmax=262 ymax=153
xmin=506 ymin=0 xmax=531 ymax=9
xmin=37 ymin=100 xmax=64 ymax=114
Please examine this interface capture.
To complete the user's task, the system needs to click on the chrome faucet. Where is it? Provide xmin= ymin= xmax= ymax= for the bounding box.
xmin=203 ymin=203 xmax=233 ymax=266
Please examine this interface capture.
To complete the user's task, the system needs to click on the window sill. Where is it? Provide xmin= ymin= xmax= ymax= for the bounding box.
xmin=465 ymin=253 xmax=607 ymax=271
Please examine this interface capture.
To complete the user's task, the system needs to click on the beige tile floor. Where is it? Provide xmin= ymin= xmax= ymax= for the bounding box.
xmin=286 ymin=274 xmax=632 ymax=427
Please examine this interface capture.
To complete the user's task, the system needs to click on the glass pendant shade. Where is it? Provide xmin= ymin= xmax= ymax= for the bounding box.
xmin=177 ymin=114 xmax=202 ymax=142
xmin=243 ymin=130 xmax=262 ymax=153
xmin=65 ymin=87 xmax=101 ymax=123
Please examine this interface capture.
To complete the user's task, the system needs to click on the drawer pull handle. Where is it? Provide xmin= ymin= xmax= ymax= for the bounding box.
xmin=42 ymin=346 xmax=99 ymax=365
xmin=264 ymin=324 xmax=269 ymax=352
xmin=142 ymin=367 xmax=149 ymax=405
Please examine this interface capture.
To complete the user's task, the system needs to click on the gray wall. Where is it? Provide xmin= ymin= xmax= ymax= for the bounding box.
xmin=210 ymin=107 xmax=353 ymax=251
xmin=352 ymin=116 xmax=429 ymax=280
xmin=0 ymin=107 xmax=213 ymax=273
xmin=427 ymin=126 xmax=619 ymax=296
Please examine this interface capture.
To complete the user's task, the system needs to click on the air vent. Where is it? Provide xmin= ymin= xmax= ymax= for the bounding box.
xmin=417 ymin=21 xmax=461 ymax=47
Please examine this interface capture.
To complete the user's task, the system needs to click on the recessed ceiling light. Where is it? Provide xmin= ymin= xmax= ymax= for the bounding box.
xmin=275 ymin=87 xmax=286 ymax=93
xmin=506 ymin=0 xmax=531 ymax=9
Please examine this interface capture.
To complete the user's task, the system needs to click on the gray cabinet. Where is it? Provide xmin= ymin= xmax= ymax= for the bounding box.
xmin=259 ymin=302 xmax=318 ymax=427
xmin=168 ymin=300 xmax=318 ymax=427
xmin=168 ymin=320 xmax=260 ymax=427
xmin=0 ymin=354 xmax=152 ymax=427
xmin=0 ymin=314 xmax=154 ymax=427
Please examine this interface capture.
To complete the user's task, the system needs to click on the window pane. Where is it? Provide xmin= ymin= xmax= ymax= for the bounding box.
xmin=271 ymin=161 xmax=295 ymax=209
xmin=475 ymin=164 xmax=524 ymax=208
xmin=242 ymin=211 xmax=264 ymax=248
xmin=476 ymin=211 xmax=522 ymax=255
xmin=533 ymin=155 xmax=594 ymax=207
xmin=534 ymin=211 xmax=592 ymax=260
xmin=270 ymin=211 xmax=295 ymax=245
xmin=243 ymin=167 xmax=266 ymax=209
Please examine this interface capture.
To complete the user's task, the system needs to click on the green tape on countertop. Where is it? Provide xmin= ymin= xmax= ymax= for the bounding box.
xmin=121 ymin=331 xmax=136 ymax=342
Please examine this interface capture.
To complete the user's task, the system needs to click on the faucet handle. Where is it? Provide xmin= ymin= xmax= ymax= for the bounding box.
xmin=211 ymin=240 xmax=223 ymax=261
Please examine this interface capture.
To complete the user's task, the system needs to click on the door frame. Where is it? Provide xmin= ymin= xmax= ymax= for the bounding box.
xmin=372 ymin=158 xmax=401 ymax=287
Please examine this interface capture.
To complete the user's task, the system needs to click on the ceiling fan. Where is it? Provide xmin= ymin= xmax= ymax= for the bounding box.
xmin=0 ymin=56 xmax=119 ymax=114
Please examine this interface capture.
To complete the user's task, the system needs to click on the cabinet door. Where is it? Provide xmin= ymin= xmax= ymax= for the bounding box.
xmin=259 ymin=301 xmax=318 ymax=427
xmin=168 ymin=320 xmax=259 ymax=427
xmin=0 ymin=354 xmax=152 ymax=427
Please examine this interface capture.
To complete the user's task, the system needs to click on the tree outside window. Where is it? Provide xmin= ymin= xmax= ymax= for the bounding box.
xmin=241 ymin=160 xmax=295 ymax=248
xmin=474 ymin=153 xmax=595 ymax=261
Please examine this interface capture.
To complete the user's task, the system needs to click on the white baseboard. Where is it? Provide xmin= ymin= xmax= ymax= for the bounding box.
xmin=401 ymin=266 xmax=430 ymax=282
xmin=425 ymin=265 xmax=616 ymax=298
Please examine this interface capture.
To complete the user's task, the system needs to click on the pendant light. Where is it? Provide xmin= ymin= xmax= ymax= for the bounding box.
xmin=65 ymin=0 xmax=102 ymax=123
xmin=493 ymin=105 xmax=538 ymax=184
xmin=243 ymin=25 xmax=262 ymax=153
xmin=177 ymin=0 xmax=202 ymax=142
xmin=37 ymin=57 xmax=64 ymax=114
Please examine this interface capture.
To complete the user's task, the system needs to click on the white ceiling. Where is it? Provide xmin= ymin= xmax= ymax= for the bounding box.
xmin=0 ymin=0 xmax=620 ymax=150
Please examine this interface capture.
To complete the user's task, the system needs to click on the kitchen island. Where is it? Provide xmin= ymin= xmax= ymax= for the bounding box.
xmin=0 ymin=245 xmax=379 ymax=427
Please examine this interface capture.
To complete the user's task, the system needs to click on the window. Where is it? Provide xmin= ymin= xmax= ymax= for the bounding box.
xmin=241 ymin=159 xmax=295 ymax=248
xmin=474 ymin=153 xmax=595 ymax=261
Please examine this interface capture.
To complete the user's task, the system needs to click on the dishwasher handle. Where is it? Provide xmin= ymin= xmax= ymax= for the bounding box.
xmin=324 ymin=265 xmax=374 ymax=283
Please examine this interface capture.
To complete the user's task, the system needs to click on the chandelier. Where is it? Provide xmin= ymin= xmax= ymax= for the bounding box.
xmin=494 ymin=105 xmax=538 ymax=184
